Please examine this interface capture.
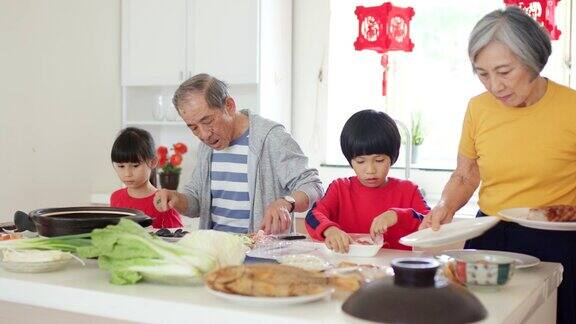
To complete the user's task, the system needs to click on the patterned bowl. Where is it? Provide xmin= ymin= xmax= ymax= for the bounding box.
xmin=454 ymin=254 xmax=515 ymax=286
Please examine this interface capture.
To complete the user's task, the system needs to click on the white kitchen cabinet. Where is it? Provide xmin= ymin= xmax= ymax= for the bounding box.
xmin=191 ymin=0 xmax=258 ymax=83
xmin=122 ymin=0 xmax=263 ymax=86
xmin=121 ymin=0 xmax=187 ymax=86
xmin=120 ymin=0 xmax=292 ymax=190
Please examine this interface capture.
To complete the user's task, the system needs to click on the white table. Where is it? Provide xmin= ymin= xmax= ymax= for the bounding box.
xmin=0 ymin=250 xmax=562 ymax=324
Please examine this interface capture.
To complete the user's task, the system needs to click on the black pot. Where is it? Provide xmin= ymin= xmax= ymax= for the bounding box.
xmin=342 ymin=257 xmax=487 ymax=324
xmin=14 ymin=207 xmax=152 ymax=237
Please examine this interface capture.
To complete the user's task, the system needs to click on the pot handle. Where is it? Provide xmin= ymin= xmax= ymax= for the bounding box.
xmin=14 ymin=210 xmax=37 ymax=232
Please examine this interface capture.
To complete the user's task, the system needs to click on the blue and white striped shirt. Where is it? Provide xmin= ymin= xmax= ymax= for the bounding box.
xmin=210 ymin=130 xmax=250 ymax=233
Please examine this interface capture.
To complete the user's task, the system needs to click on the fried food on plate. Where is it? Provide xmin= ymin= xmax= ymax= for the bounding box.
xmin=529 ymin=205 xmax=576 ymax=222
xmin=205 ymin=264 xmax=329 ymax=297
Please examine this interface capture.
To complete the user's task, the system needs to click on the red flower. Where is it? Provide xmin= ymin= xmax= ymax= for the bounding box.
xmin=157 ymin=146 xmax=168 ymax=157
xmin=173 ymin=142 xmax=188 ymax=155
xmin=170 ymin=154 xmax=183 ymax=166
xmin=156 ymin=143 xmax=187 ymax=175
xmin=158 ymin=154 xmax=167 ymax=167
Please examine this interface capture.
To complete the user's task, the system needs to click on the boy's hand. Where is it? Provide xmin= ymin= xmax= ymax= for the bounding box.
xmin=370 ymin=210 xmax=398 ymax=239
xmin=323 ymin=226 xmax=353 ymax=253
xmin=154 ymin=189 xmax=179 ymax=212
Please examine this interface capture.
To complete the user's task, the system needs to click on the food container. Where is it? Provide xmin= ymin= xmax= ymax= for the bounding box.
xmin=453 ymin=254 xmax=515 ymax=286
xmin=0 ymin=249 xmax=74 ymax=273
xmin=14 ymin=207 xmax=152 ymax=237
xmin=342 ymin=257 xmax=487 ymax=323
xmin=321 ymin=234 xmax=384 ymax=257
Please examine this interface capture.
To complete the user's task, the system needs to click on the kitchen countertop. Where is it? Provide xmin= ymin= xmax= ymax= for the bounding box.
xmin=0 ymin=249 xmax=562 ymax=324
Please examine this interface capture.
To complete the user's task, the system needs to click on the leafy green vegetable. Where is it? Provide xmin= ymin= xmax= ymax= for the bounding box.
xmin=177 ymin=230 xmax=248 ymax=266
xmin=0 ymin=233 xmax=91 ymax=253
xmin=78 ymin=219 xmax=243 ymax=285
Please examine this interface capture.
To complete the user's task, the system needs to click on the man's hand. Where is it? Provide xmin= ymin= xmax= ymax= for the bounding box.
xmin=260 ymin=198 xmax=292 ymax=234
xmin=153 ymin=189 xmax=180 ymax=212
xmin=323 ymin=226 xmax=353 ymax=253
xmin=370 ymin=210 xmax=398 ymax=239
xmin=419 ymin=203 xmax=455 ymax=231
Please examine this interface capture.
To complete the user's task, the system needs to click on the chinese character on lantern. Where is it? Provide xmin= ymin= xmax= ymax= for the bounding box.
xmin=354 ymin=2 xmax=415 ymax=95
xmin=503 ymin=0 xmax=561 ymax=40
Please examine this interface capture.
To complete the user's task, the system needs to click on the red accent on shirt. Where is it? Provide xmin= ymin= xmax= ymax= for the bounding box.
xmin=110 ymin=188 xmax=183 ymax=229
xmin=305 ymin=177 xmax=429 ymax=250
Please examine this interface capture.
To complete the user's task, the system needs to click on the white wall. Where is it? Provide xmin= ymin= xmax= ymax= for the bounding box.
xmin=0 ymin=0 xmax=121 ymax=221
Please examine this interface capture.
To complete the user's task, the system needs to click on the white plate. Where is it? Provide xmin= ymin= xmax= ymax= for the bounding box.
xmin=206 ymin=286 xmax=331 ymax=306
xmin=439 ymin=249 xmax=540 ymax=269
xmin=277 ymin=254 xmax=331 ymax=271
xmin=0 ymin=258 xmax=72 ymax=273
xmin=399 ymin=216 xmax=500 ymax=248
xmin=498 ymin=207 xmax=576 ymax=231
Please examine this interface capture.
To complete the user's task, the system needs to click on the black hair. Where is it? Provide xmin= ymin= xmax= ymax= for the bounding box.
xmin=340 ymin=109 xmax=400 ymax=165
xmin=111 ymin=127 xmax=156 ymax=164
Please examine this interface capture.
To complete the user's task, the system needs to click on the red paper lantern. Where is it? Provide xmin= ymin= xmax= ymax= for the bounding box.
xmin=354 ymin=2 xmax=415 ymax=96
xmin=354 ymin=3 xmax=415 ymax=53
xmin=504 ymin=0 xmax=561 ymax=40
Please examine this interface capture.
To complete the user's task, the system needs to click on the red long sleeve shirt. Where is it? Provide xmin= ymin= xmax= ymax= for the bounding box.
xmin=305 ymin=177 xmax=429 ymax=250
xmin=110 ymin=188 xmax=183 ymax=229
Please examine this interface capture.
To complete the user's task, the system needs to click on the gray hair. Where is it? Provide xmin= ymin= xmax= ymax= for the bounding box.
xmin=468 ymin=6 xmax=551 ymax=75
xmin=172 ymin=73 xmax=230 ymax=110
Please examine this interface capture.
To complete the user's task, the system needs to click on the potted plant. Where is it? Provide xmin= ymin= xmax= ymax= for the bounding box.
xmin=157 ymin=142 xmax=188 ymax=190
xmin=411 ymin=112 xmax=424 ymax=163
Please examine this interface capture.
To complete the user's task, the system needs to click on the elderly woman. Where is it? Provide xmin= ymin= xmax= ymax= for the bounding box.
xmin=420 ymin=7 xmax=576 ymax=323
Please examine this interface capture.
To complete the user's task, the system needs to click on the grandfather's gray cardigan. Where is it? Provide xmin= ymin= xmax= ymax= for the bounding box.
xmin=181 ymin=110 xmax=324 ymax=232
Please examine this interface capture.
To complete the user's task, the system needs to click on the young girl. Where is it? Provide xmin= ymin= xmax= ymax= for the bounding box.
xmin=110 ymin=127 xmax=183 ymax=229
xmin=305 ymin=110 xmax=429 ymax=252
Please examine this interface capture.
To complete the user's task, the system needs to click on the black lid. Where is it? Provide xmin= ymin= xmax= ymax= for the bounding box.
xmin=342 ymin=257 xmax=487 ymax=323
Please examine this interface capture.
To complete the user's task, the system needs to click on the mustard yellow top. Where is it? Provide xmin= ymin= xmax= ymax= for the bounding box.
xmin=459 ymin=80 xmax=576 ymax=215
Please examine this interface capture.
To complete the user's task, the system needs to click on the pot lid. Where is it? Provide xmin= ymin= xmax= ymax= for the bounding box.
xmin=342 ymin=257 xmax=487 ymax=323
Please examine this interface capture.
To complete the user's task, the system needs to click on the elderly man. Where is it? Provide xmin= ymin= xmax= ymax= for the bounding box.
xmin=154 ymin=73 xmax=323 ymax=234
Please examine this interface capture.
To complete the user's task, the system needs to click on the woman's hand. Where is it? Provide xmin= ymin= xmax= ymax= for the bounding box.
xmin=420 ymin=155 xmax=480 ymax=231
xmin=370 ymin=210 xmax=398 ymax=238
xmin=323 ymin=226 xmax=353 ymax=253
xmin=419 ymin=202 xmax=455 ymax=231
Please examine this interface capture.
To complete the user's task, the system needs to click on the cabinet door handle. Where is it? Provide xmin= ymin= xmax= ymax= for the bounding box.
xmin=179 ymin=70 xmax=184 ymax=81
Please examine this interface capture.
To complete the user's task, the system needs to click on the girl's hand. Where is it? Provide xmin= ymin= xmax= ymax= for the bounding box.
xmin=323 ymin=226 xmax=353 ymax=253
xmin=370 ymin=210 xmax=398 ymax=239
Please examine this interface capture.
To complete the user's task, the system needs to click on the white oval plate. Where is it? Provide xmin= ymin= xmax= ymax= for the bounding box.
xmin=399 ymin=216 xmax=500 ymax=248
xmin=206 ymin=286 xmax=331 ymax=306
xmin=498 ymin=207 xmax=576 ymax=231
xmin=439 ymin=249 xmax=540 ymax=269
xmin=277 ymin=254 xmax=331 ymax=271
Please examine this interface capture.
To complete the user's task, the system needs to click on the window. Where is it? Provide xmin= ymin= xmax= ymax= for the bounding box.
xmin=324 ymin=0 xmax=573 ymax=169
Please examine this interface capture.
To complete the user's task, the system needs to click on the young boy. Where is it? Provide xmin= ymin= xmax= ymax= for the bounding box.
xmin=305 ymin=110 xmax=429 ymax=252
